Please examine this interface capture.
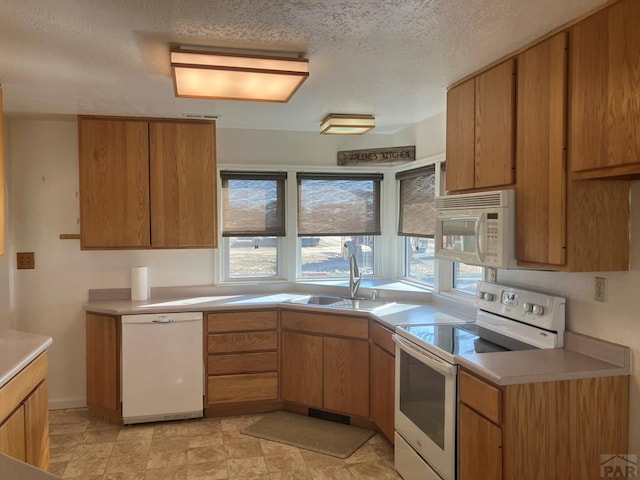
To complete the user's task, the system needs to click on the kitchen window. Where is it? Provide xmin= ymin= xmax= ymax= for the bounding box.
xmin=453 ymin=262 xmax=483 ymax=295
xmin=220 ymin=171 xmax=287 ymax=280
xmin=397 ymin=165 xmax=436 ymax=288
xmin=297 ymin=173 xmax=382 ymax=278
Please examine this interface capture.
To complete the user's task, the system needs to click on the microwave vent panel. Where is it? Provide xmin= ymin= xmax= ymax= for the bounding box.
xmin=435 ymin=190 xmax=514 ymax=210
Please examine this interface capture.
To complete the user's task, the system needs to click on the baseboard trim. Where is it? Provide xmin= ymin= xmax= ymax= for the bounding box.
xmin=49 ymin=397 xmax=87 ymax=410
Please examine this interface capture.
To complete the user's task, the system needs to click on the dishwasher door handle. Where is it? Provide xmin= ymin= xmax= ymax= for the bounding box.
xmin=152 ymin=319 xmax=173 ymax=324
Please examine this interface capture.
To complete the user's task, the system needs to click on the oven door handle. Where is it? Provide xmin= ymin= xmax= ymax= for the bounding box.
xmin=392 ymin=334 xmax=457 ymax=376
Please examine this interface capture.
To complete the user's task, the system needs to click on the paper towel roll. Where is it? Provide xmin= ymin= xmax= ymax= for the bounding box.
xmin=131 ymin=266 xmax=149 ymax=301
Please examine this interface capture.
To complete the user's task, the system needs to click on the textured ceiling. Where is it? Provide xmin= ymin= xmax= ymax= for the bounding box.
xmin=0 ymin=0 xmax=607 ymax=133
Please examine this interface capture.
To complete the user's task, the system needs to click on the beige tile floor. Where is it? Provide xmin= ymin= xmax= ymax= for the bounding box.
xmin=48 ymin=408 xmax=401 ymax=480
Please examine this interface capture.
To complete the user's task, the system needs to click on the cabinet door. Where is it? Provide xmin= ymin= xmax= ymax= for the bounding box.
xmin=86 ymin=313 xmax=120 ymax=421
xmin=459 ymin=403 xmax=502 ymax=480
xmin=281 ymin=331 xmax=323 ymax=408
xmin=79 ymin=117 xmax=150 ymax=248
xmin=570 ymin=0 xmax=640 ymax=178
xmin=446 ymin=78 xmax=476 ymax=192
xmin=0 ymin=405 xmax=26 ymax=462
xmin=475 ymin=60 xmax=515 ymax=189
xmin=516 ymin=33 xmax=567 ymax=266
xmin=24 ymin=380 xmax=49 ymax=470
xmin=323 ymin=337 xmax=369 ymax=417
xmin=149 ymin=121 xmax=217 ymax=248
xmin=370 ymin=343 xmax=394 ymax=443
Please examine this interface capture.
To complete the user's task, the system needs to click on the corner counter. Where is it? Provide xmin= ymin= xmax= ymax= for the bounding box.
xmin=0 ymin=330 xmax=52 ymax=388
xmin=0 ymin=329 xmax=52 ymax=472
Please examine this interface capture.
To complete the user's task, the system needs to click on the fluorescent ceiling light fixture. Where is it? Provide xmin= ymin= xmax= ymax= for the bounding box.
xmin=170 ymin=48 xmax=309 ymax=102
xmin=320 ymin=114 xmax=375 ymax=135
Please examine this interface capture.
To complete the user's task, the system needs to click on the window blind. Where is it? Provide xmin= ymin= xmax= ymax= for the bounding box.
xmin=396 ymin=165 xmax=436 ymax=237
xmin=220 ymin=171 xmax=287 ymax=237
xmin=297 ymin=173 xmax=383 ymax=236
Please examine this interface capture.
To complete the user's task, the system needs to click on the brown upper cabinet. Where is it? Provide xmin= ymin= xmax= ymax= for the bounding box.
xmin=446 ymin=0 xmax=633 ymax=271
xmin=516 ymin=32 xmax=629 ymax=272
xmin=446 ymin=60 xmax=516 ymax=193
xmin=570 ymin=0 xmax=640 ymax=179
xmin=79 ymin=116 xmax=217 ymax=249
xmin=516 ymin=33 xmax=568 ymax=267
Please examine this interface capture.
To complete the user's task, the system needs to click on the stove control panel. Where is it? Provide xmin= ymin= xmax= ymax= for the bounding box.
xmin=476 ymin=281 xmax=565 ymax=334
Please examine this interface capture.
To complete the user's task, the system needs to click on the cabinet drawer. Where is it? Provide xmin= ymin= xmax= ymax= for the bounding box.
xmin=207 ymin=311 xmax=278 ymax=333
xmin=371 ymin=321 xmax=395 ymax=355
xmin=208 ymin=352 xmax=278 ymax=375
xmin=281 ymin=310 xmax=368 ymax=339
xmin=459 ymin=370 xmax=502 ymax=425
xmin=207 ymin=373 xmax=278 ymax=404
xmin=208 ymin=331 xmax=277 ymax=354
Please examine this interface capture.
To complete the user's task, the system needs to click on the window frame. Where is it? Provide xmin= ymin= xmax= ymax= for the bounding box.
xmin=218 ymin=170 xmax=287 ymax=283
xmin=216 ymin=157 xmax=482 ymax=299
xmin=220 ymin=236 xmax=285 ymax=283
xmin=296 ymin=234 xmax=380 ymax=280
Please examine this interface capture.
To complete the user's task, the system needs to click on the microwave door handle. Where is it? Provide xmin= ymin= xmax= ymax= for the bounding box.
xmin=392 ymin=334 xmax=457 ymax=376
xmin=475 ymin=212 xmax=486 ymax=263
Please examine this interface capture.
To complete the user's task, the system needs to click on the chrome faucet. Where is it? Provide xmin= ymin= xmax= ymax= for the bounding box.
xmin=348 ymin=253 xmax=361 ymax=299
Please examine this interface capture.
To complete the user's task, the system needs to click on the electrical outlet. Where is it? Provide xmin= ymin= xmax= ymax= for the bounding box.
xmin=17 ymin=252 xmax=35 ymax=270
xmin=594 ymin=276 xmax=606 ymax=302
xmin=486 ymin=267 xmax=497 ymax=283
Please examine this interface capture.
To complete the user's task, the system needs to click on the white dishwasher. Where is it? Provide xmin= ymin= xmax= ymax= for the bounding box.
xmin=121 ymin=312 xmax=203 ymax=424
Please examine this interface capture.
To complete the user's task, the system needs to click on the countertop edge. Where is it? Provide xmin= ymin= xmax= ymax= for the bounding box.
xmin=0 ymin=333 xmax=53 ymax=389
xmin=83 ymin=295 xmax=472 ymax=330
xmin=0 ymin=453 xmax=61 ymax=479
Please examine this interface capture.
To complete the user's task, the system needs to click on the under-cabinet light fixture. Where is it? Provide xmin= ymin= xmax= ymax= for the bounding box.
xmin=170 ymin=47 xmax=309 ymax=102
xmin=320 ymin=114 xmax=375 ymax=135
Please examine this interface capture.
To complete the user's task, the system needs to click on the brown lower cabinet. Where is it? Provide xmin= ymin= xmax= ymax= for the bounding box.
xmin=86 ymin=312 xmax=121 ymax=422
xmin=281 ymin=310 xmax=370 ymax=418
xmin=458 ymin=369 xmax=629 ymax=480
xmin=370 ymin=321 xmax=395 ymax=443
xmin=86 ymin=304 xmax=631 ymax=472
xmin=205 ymin=310 xmax=280 ymax=414
xmin=0 ymin=353 xmax=49 ymax=470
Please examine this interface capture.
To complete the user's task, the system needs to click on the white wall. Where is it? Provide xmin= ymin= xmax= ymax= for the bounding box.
xmin=0 ymin=106 xmax=11 ymax=330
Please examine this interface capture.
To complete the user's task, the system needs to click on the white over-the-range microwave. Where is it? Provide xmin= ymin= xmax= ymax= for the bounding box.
xmin=435 ymin=189 xmax=516 ymax=268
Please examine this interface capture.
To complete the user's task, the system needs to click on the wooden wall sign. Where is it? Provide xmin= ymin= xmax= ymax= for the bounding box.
xmin=337 ymin=145 xmax=415 ymax=166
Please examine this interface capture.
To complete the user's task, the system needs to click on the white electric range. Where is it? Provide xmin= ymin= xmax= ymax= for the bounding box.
xmin=392 ymin=281 xmax=566 ymax=480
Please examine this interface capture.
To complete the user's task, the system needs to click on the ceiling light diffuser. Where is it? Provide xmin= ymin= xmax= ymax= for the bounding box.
xmin=320 ymin=114 xmax=375 ymax=135
xmin=170 ymin=48 xmax=309 ymax=102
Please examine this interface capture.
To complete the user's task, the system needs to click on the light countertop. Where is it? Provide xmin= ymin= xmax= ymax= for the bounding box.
xmin=455 ymin=329 xmax=631 ymax=385
xmin=84 ymin=292 xmax=630 ymax=386
xmin=456 ymin=348 xmax=629 ymax=386
xmin=0 ymin=330 xmax=53 ymax=389
xmin=84 ymin=293 xmax=475 ymax=329
xmin=0 ymin=454 xmax=60 ymax=480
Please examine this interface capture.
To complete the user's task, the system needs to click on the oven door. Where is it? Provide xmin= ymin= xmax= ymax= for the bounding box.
xmin=393 ymin=334 xmax=457 ymax=480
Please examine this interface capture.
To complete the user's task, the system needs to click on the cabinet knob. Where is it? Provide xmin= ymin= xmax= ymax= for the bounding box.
xmin=532 ymin=305 xmax=544 ymax=315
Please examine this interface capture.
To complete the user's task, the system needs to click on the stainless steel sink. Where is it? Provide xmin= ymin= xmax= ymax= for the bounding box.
xmin=288 ymin=295 xmax=345 ymax=306
xmin=287 ymin=295 xmax=395 ymax=311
